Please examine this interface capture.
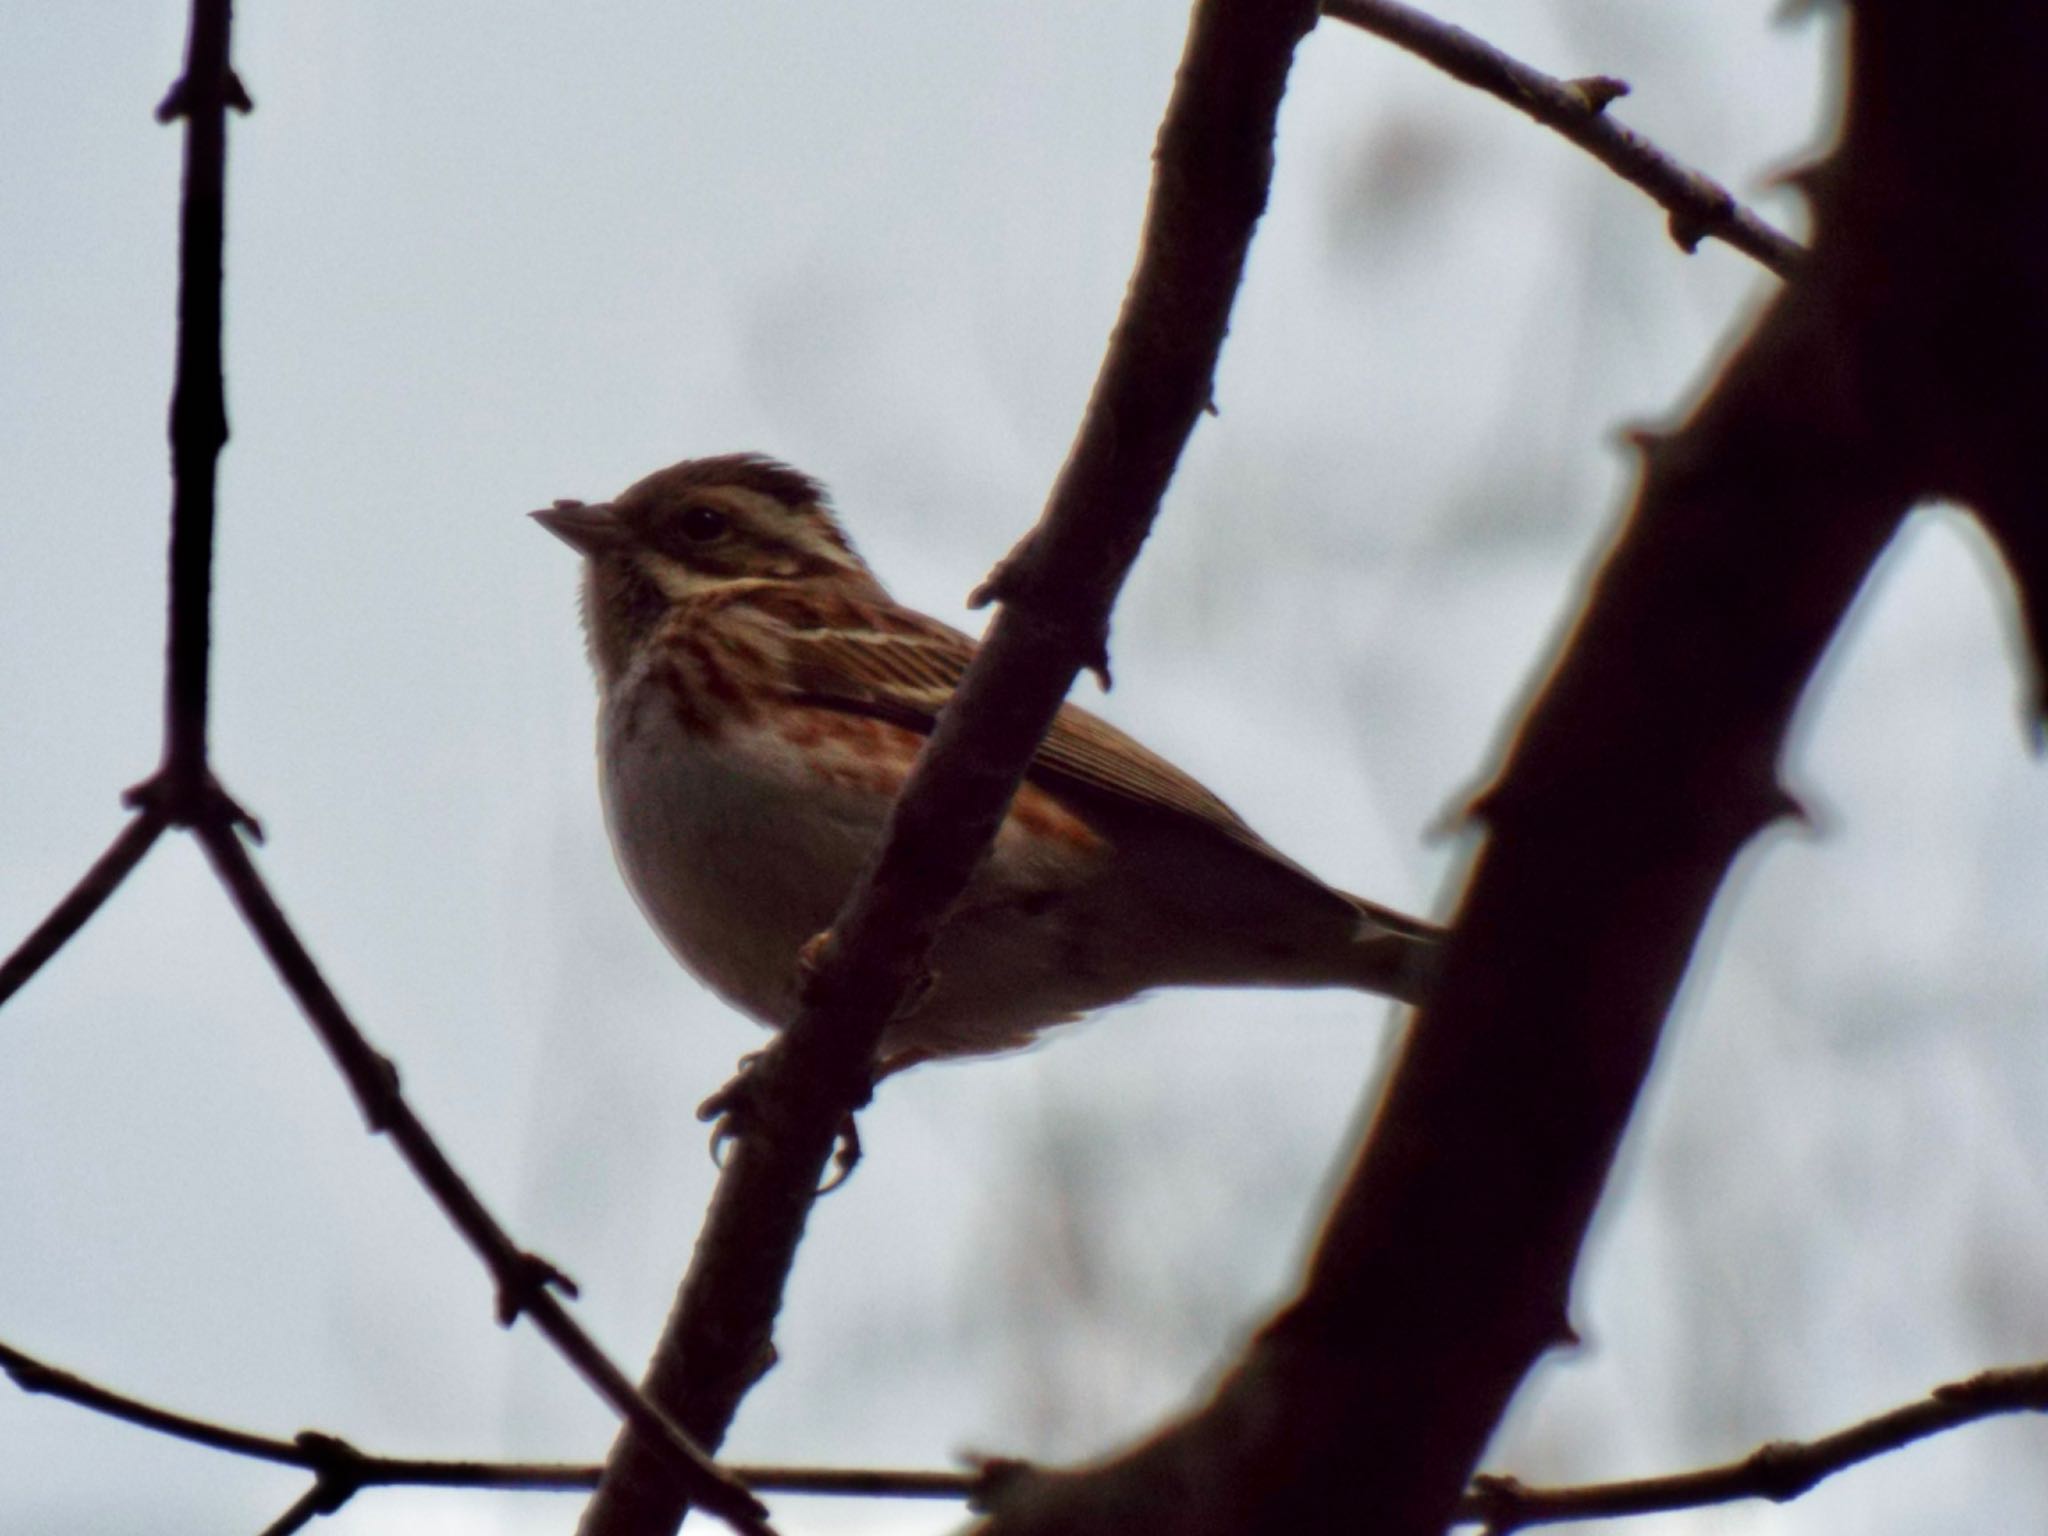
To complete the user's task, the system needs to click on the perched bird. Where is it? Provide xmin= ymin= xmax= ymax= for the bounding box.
xmin=535 ymin=454 xmax=1442 ymax=1077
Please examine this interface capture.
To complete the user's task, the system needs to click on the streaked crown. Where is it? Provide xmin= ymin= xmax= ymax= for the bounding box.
xmin=533 ymin=454 xmax=882 ymax=683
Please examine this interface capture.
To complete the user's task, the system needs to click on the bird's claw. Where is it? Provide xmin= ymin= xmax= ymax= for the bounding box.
xmin=696 ymin=1050 xmax=864 ymax=1194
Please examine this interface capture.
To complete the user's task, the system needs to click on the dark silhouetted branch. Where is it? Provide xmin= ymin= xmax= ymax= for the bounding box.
xmin=573 ymin=1 xmax=1324 ymax=1532
xmin=136 ymin=0 xmax=253 ymax=831
xmin=2 ymin=1334 xmax=977 ymax=1525
xmin=255 ymin=1486 xmax=328 ymax=1536
xmin=190 ymin=820 xmax=771 ymax=1536
xmin=966 ymin=7 xmax=2048 ymax=1535
xmin=2 ymin=2 xmax=778 ymax=1527
xmin=1322 ymin=0 xmax=1805 ymax=277
xmin=0 ymin=812 xmax=168 ymax=1007
xmin=17 ymin=1334 xmax=2048 ymax=1530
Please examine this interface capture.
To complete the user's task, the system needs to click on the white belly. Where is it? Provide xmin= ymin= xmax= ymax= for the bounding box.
xmin=593 ymin=668 xmax=1182 ymax=1064
xmin=598 ymin=683 xmax=880 ymax=1026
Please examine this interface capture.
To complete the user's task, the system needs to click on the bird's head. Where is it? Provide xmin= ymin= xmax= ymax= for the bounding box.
xmin=533 ymin=453 xmax=879 ymax=683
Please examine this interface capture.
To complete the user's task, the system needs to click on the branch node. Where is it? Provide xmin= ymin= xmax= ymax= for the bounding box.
xmin=1746 ymin=1439 xmax=1821 ymax=1502
xmin=154 ymin=69 xmax=251 ymax=123
xmin=966 ymin=1456 xmax=1039 ymax=1514
xmin=293 ymin=1430 xmax=368 ymax=1511
xmin=123 ymin=768 xmax=264 ymax=842
xmin=357 ymin=1050 xmax=404 ymax=1133
xmin=1467 ymin=1472 xmax=1532 ymax=1534
xmin=1566 ymin=74 xmax=1630 ymax=113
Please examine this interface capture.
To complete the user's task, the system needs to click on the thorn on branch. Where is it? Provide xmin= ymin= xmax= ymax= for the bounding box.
xmin=154 ymin=66 xmax=253 ymax=122
xmin=1620 ymin=424 xmax=1673 ymax=465
xmin=972 ymin=549 xmax=1115 ymax=686
xmin=1763 ymin=785 xmax=1813 ymax=828
xmin=1665 ymin=188 xmax=1735 ymax=255
xmin=496 ymin=1252 xmax=580 ymax=1327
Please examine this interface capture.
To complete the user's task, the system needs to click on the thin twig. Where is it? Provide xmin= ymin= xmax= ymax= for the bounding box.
xmin=0 ymin=812 xmax=167 ymax=1007
xmin=16 ymin=4 xmax=769 ymax=1531
xmin=574 ymin=1 xmax=1324 ymax=1533
xmin=255 ymin=1486 xmax=328 ymax=1536
xmin=2 ymin=1338 xmax=311 ymax=1469
xmin=189 ymin=820 xmax=772 ymax=1536
xmin=19 ymin=1331 xmax=2048 ymax=1528
xmin=1322 ymin=0 xmax=1805 ymax=277
xmin=1 ymin=1334 xmax=977 ymax=1511
xmin=148 ymin=0 xmax=242 ymax=818
xmin=1458 ymin=1364 xmax=2048 ymax=1529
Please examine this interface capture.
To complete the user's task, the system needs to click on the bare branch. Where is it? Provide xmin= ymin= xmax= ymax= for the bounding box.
xmin=1 ymin=1 xmax=771 ymax=1527
xmin=970 ymin=9 xmax=2048 ymax=1535
xmin=254 ymin=1486 xmax=327 ymax=1536
xmin=2 ymin=1338 xmax=310 ymax=1470
xmin=1322 ymin=0 xmax=1805 ymax=277
xmin=0 ymin=812 xmax=167 ymax=1008
xmin=188 ymin=820 xmax=772 ymax=1536
xmin=146 ymin=0 xmax=243 ymax=821
xmin=574 ymin=1 xmax=1324 ymax=1532
xmin=16 ymin=1332 xmax=2048 ymax=1530
xmin=2 ymin=1333 xmax=978 ymax=1517
xmin=1460 ymin=1365 xmax=2048 ymax=1530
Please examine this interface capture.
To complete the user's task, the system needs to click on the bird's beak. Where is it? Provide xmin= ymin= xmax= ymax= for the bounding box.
xmin=530 ymin=499 xmax=625 ymax=556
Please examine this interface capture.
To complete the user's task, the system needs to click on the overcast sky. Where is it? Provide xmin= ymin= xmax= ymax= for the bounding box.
xmin=8 ymin=4 xmax=2048 ymax=1534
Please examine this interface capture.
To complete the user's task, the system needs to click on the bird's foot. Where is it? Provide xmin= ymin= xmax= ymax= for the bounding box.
xmin=696 ymin=1050 xmax=864 ymax=1193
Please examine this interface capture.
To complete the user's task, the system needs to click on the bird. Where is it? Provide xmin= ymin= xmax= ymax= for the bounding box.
xmin=533 ymin=454 xmax=1443 ymax=1080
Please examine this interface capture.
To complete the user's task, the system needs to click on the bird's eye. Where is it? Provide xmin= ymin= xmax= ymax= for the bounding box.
xmin=676 ymin=506 xmax=728 ymax=542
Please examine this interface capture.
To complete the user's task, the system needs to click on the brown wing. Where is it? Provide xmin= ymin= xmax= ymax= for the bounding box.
xmin=781 ymin=606 xmax=1278 ymax=856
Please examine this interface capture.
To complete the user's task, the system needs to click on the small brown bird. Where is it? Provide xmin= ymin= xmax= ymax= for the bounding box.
xmin=535 ymin=455 xmax=1442 ymax=1076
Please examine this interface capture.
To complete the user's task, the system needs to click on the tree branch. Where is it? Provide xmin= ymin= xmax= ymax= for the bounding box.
xmin=0 ymin=812 xmax=167 ymax=1008
xmin=967 ymin=7 xmax=2048 ymax=1534
xmin=1 ymin=1334 xmax=980 ymax=1519
xmin=141 ymin=0 xmax=250 ymax=827
xmin=1460 ymin=1365 xmax=2048 ymax=1530
xmin=20 ymin=1330 xmax=2048 ymax=1531
xmin=573 ymin=1 xmax=1323 ymax=1531
xmin=1 ymin=3 xmax=777 ymax=1528
xmin=1322 ymin=0 xmax=1805 ymax=278
xmin=189 ymin=820 xmax=771 ymax=1536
